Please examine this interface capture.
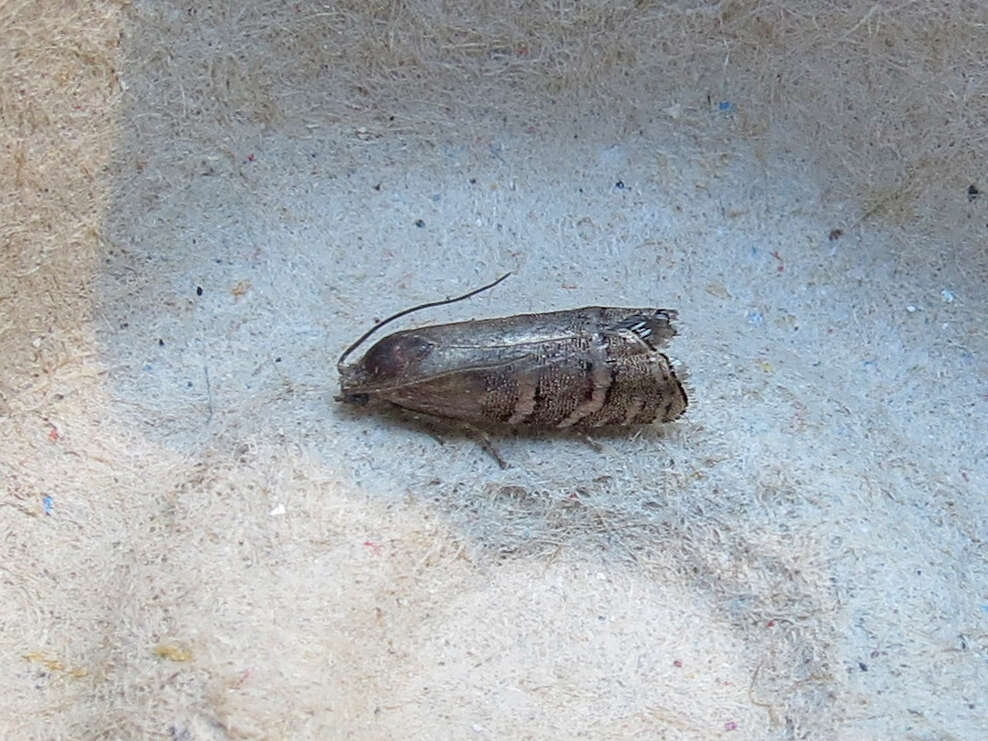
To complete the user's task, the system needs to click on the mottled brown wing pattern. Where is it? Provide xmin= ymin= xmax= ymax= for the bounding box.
xmin=475 ymin=321 xmax=686 ymax=429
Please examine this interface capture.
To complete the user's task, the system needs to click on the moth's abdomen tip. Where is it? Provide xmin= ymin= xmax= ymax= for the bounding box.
xmin=667 ymin=368 xmax=690 ymax=421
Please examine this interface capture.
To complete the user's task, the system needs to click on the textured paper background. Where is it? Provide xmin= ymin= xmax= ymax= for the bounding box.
xmin=2 ymin=2 xmax=986 ymax=739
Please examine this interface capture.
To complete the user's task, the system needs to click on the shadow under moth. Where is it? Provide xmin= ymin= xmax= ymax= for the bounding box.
xmin=337 ymin=274 xmax=688 ymax=465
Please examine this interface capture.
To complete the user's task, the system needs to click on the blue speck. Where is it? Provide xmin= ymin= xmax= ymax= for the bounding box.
xmin=42 ymin=495 xmax=53 ymax=515
xmin=981 ymin=604 xmax=988 ymax=614
xmin=751 ymin=246 xmax=759 ymax=256
xmin=747 ymin=311 xmax=764 ymax=326
xmin=431 ymin=194 xmax=441 ymax=203
xmin=718 ymin=101 xmax=735 ymax=112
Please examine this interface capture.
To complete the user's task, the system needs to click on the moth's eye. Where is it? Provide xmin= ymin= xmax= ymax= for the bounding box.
xmin=364 ymin=334 xmax=432 ymax=378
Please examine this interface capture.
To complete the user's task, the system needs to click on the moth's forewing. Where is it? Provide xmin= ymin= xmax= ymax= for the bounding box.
xmin=363 ymin=357 xmax=516 ymax=424
xmin=404 ymin=307 xmax=679 ymax=351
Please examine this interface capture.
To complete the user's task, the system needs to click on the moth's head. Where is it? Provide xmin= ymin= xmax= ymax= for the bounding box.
xmin=337 ymin=332 xmax=434 ymax=401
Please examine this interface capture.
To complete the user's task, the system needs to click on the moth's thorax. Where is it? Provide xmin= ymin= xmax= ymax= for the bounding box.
xmin=363 ymin=333 xmax=433 ymax=379
xmin=339 ymin=332 xmax=436 ymax=396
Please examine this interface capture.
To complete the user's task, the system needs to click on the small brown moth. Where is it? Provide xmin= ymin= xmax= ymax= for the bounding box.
xmin=337 ymin=274 xmax=688 ymax=459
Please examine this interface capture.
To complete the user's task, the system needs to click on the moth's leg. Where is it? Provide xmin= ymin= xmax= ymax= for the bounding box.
xmin=388 ymin=405 xmax=508 ymax=469
xmin=583 ymin=435 xmax=603 ymax=453
xmin=391 ymin=407 xmax=448 ymax=446
xmin=462 ymin=423 xmax=509 ymax=469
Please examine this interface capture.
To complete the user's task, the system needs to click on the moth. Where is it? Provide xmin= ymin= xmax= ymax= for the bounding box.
xmin=337 ymin=274 xmax=688 ymax=460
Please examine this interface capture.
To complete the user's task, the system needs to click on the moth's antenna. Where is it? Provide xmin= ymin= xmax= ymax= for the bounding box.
xmin=337 ymin=273 xmax=511 ymax=369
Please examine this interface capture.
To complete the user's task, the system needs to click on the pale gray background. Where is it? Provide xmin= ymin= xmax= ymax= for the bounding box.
xmin=2 ymin=2 xmax=986 ymax=739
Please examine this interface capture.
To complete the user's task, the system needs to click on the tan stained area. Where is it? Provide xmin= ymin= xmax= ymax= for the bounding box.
xmin=2 ymin=2 xmax=986 ymax=739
